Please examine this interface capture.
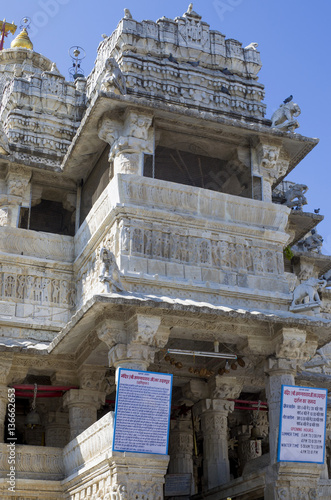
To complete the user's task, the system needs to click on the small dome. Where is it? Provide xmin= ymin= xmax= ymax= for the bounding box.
xmin=10 ymin=28 xmax=33 ymax=50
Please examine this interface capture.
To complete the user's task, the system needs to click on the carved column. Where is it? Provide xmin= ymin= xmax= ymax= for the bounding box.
xmin=264 ymin=328 xmax=321 ymax=500
xmin=63 ymin=389 xmax=105 ymax=441
xmin=45 ymin=411 xmax=70 ymax=448
xmin=253 ymin=140 xmax=288 ymax=203
xmin=0 ymin=385 xmax=8 ymax=442
xmin=62 ymin=365 xmax=108 ymax=441
xmin=198 ymin=398 xmax=234 ymax=489
xmin=265 ymin=357 xmax=297 ymax=466
xmin=5 ymin=165 xmax=31 ymax=227
xmin=187 ymin=376 xmax=242 ymax=490
xmin=97 ymin=314 xmax=171 ymax=378
xmin=168 ymin=414 xmax=195 ymax=495
xmin=0 ymin=358 xmax=13 ymax=442
xmin=98 ymin=109 xmax=153 ymax=176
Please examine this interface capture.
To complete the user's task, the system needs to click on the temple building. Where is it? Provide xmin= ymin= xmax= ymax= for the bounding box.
xmin=0 ymin=6 xmax=331 ymax=499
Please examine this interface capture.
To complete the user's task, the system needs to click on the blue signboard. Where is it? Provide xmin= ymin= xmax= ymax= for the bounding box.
xmin=113 ymin=368 xmax=173 ymax=454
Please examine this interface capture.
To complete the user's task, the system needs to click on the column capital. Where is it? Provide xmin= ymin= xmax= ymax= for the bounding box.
xmin=78 ymin=365 xmax=108 ymax=392
xmin=274 ymin=327 xmax=317 ymax=361
xmin=182 ymin=379 xmax=209 ymax=403
xmin=195 ymin=398 xmax=234 ymax=416
xmin=63 ymin=388 xmax=105 ymax=410
xmin=108 ymin=343 xmax=155 ymax=371
xmin=96 ymin=319 xmax=126 ymax=349
xmin=208 ymin=376 xmax=243 ymax=400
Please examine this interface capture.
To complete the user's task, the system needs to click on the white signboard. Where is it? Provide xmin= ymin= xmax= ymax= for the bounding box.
xmin=113 ymin=368 xmax=173 ymax=454
xmin=278 ymin=385 xmax=327 ymax=463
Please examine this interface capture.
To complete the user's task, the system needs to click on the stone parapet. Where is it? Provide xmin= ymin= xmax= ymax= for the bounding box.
xmin=63 ymin=411 xmax=114 ymax=476
xmin=74 ymin=174 xmax=292 ymax=311
xmin=0 ymin=443 xmax=64 ymax=480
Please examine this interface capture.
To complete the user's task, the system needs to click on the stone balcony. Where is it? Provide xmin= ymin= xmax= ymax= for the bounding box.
xmin=0 ymin=412 xmax=169 ymax=499
xmin=0 ymin=226 xmax=74 ymax=343
xmin=75 ymin=174 xmax=292 ymax=312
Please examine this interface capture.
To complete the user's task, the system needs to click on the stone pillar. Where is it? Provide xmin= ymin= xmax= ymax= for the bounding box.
xmin=197 ymin=398 xmax=234 ymax=489
xmin=265 ymin=357 xmax=296 ymax=465
xmin=0 ymin=385 xmax=8 ymax=442
xmin=0 ymin=358 xmax=13 ymax=442
xmin=45 ymin=411 xmax=70 ymax=447
xmin=253 ymin=140 xmax=288 ymax=203
xmin=184 ymin=376 xmax=242 ymax=491
xmin=5 ymin=165 xmax=31 ymax=227
xmin=168 ymin=414 xmax=195 ymax=495
xmin=97 ymin=314 xmax=170 ymax=379
xmin=264 ymin=328 xmax=322 ymax=500
xmin=63 ymin=365 xmax=107 ymax=441
xmin=63 ymin=389 xmax=105 ymax=441
xmin=98 ymin=109 xmax=153 ymax=176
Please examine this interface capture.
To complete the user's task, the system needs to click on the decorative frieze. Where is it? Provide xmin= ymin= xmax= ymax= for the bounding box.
xmin=0 ymin=272 xmax=75 ymax=308
xmin=120 ymin=223 xmax=284 ymax=275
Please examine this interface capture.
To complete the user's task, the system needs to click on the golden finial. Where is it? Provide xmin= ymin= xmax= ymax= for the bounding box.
xmin=10 ymin=17 xmax=33 ymax=50
xmin=10 ymin=28 xmax=33 ymax=50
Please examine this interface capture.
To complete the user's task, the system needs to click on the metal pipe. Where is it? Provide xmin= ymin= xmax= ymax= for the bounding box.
xmin=167 ymin=348 xmax=237 ymax=359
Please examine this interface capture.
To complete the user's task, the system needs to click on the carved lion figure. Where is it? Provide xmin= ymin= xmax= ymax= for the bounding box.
xmin=283 ymin=183 xmax=308 ymax=210
xmin=291 ymin=277 xmax=326 ymax=309
xmin=271 ymin=101 xmax=301 ymax=131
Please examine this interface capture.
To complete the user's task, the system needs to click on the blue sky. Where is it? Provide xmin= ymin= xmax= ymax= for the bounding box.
xmin=2 ymin=0 xmax=331 ymax=252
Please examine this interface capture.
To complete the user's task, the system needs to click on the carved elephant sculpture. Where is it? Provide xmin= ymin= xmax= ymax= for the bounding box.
xmin=291 ymin=277 xmax=326 ymax=308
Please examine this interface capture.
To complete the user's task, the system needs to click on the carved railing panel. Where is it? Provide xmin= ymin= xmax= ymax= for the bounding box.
xmin=0 ymin=443 xmax=64 ymax=480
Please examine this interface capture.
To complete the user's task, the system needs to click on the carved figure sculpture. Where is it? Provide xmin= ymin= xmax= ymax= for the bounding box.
xmin=290 ymin=277 xmax=326 ymax=310
xmin=99 ymin=248 xmax=125 ymax=292
xmin=271 ymin=101 xmax=301 ymax=132
xmin=283 ymin=183 xmax=308 ymax=210
xmin=244 ymin=42 xmax=258 ymax=50
xmin=124 ymin=8 xmax=132 ymax=19
xmin=302 ymin=229 xmax=323 ymax=253
xmin=101 ymin=57 xmax=127 ymax=95
xmin=0 ymin=127 xmax=10 ymax=155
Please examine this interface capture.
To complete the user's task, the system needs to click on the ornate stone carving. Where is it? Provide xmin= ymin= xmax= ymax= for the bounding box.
xmin=271 ymin=100 xmax=301 ymax=131
xmin=99 ymin=247 xmax=125 ymax=292
xmin=283 ymin=183 xmax=308 ymax=210
xmin=257 ymin=143 xmax=280 ymax=171
xmin=0 ymin=125 xmax=9 ymax=155
xmin=290 ymin=277 xmax=326 ymax=312
xmin=6 ymin=165 xmax=31 ymax=197
xmin=274 ymin=328 xmax=317 ymax=361
xmin=208 ymin=376 xmax=243 ymax=400
xmin=63 ymin=389 xmax=106 ymax=440
xmin=296 ymin=229 xmax=323 ymax=254
xmin=101 ymin=57 xmax=127 ymax=94
xmin=108 ymin=343 xmax=155 ymax=370
xmin=78 ymin=365 xmax=108 ymax=392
